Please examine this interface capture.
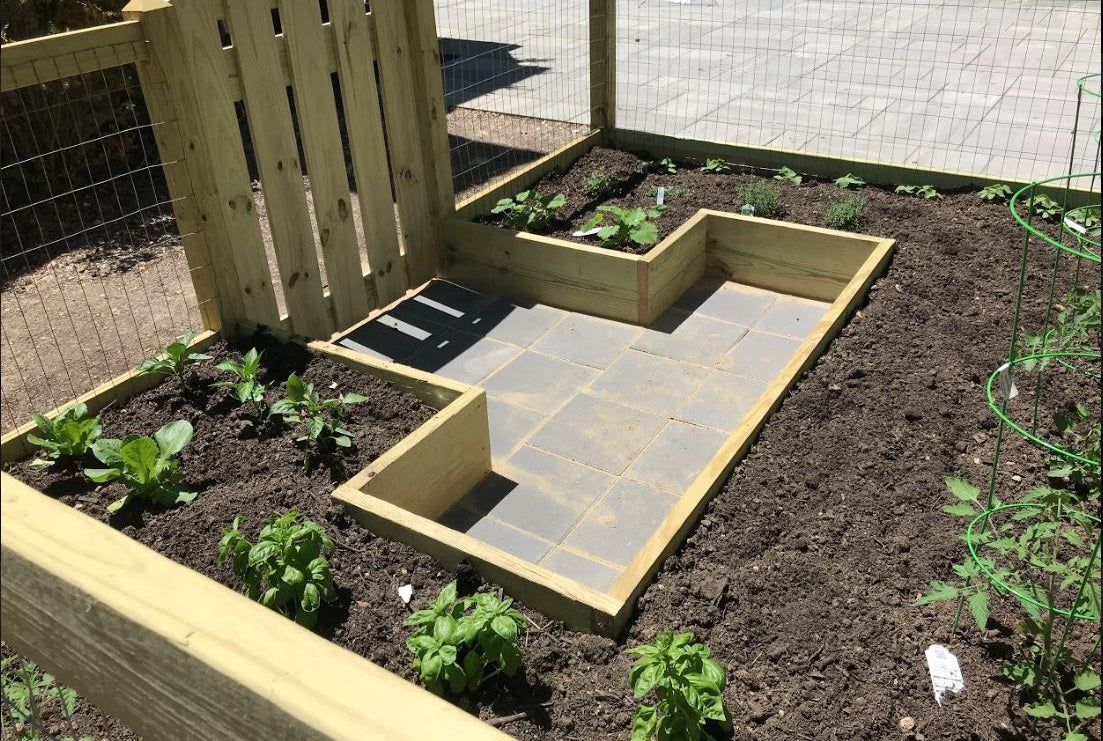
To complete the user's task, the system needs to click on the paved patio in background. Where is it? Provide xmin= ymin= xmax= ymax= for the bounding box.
xmin=339 ymin=279 xmax=827 ymax=592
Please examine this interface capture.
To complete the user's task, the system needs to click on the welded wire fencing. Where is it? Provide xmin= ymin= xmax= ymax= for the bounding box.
xmin=1 ymin=61 xmax=201 ymax=433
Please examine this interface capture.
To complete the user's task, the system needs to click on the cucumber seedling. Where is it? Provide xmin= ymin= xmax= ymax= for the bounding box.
xmin=584 ymin=204 xmax=666 ymax=250
xmin=491 ymin=190 xmax=566 ymax=233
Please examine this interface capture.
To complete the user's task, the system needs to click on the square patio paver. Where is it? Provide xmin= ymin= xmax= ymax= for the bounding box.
xmin=631 ymin=309 xmax=750 ymax=366
xmin=530 ymin=394 xmax=666 ymax=475
xmin=405 ymin=333 xmax=520 ymax=385
xmin=538 ymin=548 xmax=623 ymax=592
xmin=459 ymin=298 xmax=567 ymax=347
xmin=588 ymin=349 xmax=709 ymax=417
xmin=753 ymin=296 xmax=830 ymax=338
xmin=718 ymin=330 xmax=804 ymax=381
xmin=675 ymin=368 xmax=768 ymax=431
xmin=486 ymin=396 xmax=544 ymax=460
xmin=625 ymin=420 xmax=728 ymax=493
xmin=562 ymin=479 xmax=677 ymax=565
xmin=481 ymin=351 xmax=598 ymax=413
xmin=532 ymin=313 xmax=641 ymax=369
xmin=675 ymin=280 xmax=778 ymax=326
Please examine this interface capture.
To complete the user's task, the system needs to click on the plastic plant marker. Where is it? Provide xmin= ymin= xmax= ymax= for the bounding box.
xmin=996 ymin=362 xmax=1018 ymax=401
xmin=925 ymin=644 xmax=964 ymax=706
xmin=572 ymin=227 xmax=603 ymax=237
xmin=398 ymin=584 xmax=414 ymax=604
xmin=656 ymin=186 xmax=666 ymax=206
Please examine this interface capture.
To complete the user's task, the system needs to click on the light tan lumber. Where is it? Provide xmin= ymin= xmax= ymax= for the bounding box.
xmin=705 ymin=210 xmax=882 ymax=302
xmin=611 ymin=128 xmax=1098 ymax=206
xmin=129 ymin=0 xmax=280 ymax=331
xmin=344 ymin=388 xmax=491 ymax=519
xmin=333 ymin=483 xmax=621 ymax=634
xmin=639 ymin=211 xmax=708 ymax=323
xmin=0 ymin=21 xmax=147 ymax=91
xmin=453 ymin=130 xmax=605 ymax=221
xmin=223 ymin=0 xmax=331 ymax=339
xmin=1 ymin=330 xmax=218 ymax=463
xmin=278 ymin=0 xmax=371 ymax=330
xmin=370 ymin=0 xmax=440 ymax=287
xmin=588 ymin=0 xmax=616 ymax=130
xmin=328 ymin=0 xmax=407 ymax=306
xmin=608 ymin=235 xmax=895 ymax=633
xmin=442 ymin=219 xmax=641 ymax=322
xmin=0 ymin=474 xmax=508 ymax=740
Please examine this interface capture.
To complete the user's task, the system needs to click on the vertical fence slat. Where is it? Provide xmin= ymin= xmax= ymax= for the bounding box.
xmin=589 ymin=0 xmax=616 ymax=130
xmin=329 ymin=0 xmax=407 ymax=307
xmin=125 ymin=0 xmax=280 ymax=333
xmin=223 ymin=0 xmax=332 ymax=339
xmin=278 ymin=0 xmax=372 ymax=331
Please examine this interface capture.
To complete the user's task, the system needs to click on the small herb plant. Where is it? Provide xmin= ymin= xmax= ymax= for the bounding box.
xmin=271 ymin=373 xmax=366 ymax=470
xmin=583 ymin=205 xmax=666 ymax=249
xmin=824 ymin=194 xmax=865 ymax=229
xmin=834 ymin=173 xmax=866 ymax=189
xmin=774 ymin=166 xmax=803 ymax=186
xmin=583 ymin=170 xmax=628 ymax=200
xmin=85 ymin=420 xmax=196 ymax=513
xmin=490 ymin=190 xmax=566 ymax=233
xmin=404 ymin=581 xmax=526 ymax=696
xmin=27 ymin=403 xmax=101 ymax=467
xmin=642 ymin=157 xmax=677 ymax=175
xmin=895 ymin=184 xmax=942 ymax=199
xmin=138 ymin=329 xmax=211 ymax=389
xmin=214 ymin=347 xmax=269 ymax=415
xmin=700 ymin=158 xmax=730 ymax=173
xmin=1 ymin=656 xmax=88 ymax=741
xmin=646 ymin=183 xmax=685 ymax=199
xmin=979 ymin=183 xmax=1012 ymax=202
xmin=737 ymin=182 xmax=781 ymax=218
xmin=218 ymin=510 xmax=336 ymax=629
xmin=1026 ymin=193 xmax=1062 ymax=221
xmin=626 ymin=630 xmax=730 ymax=741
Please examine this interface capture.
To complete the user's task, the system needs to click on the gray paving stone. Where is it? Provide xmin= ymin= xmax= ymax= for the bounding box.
xmin=753 ymin=296 xmax=830 ymax=338
xmin=460 ymin=299 xmax=567 ymax=347
xmin=632 ymin=309 xmax=749 ymax=366
xmin=486 ymin=396 xmax=543 ymax=460
xmin=461 ymin=516 xmax=553 ymax=563
xmin=481 ymin=351 xmax=597 ymax=413
xmin=530 ymin=394 xmax=667 ymax=475
xmin=338 ymin=315 xmax=448 ymax=363
xmin=532 ymin=313 xmax=641 ymax=369
xmin=405 ymin=333 xmax=520 ymax=384
xmin=718 ymin=330 xmax=803 ymax=382
xmin=675 ymin=368 xmax=768 ymax=431
xmin=625 ymin=420 xmax=728 ymax=494
xmin=676 ymin=280 xmax=778 ymax=325
xmin=562 ymin=479 xmax=677 ymax=565
xmin=539 ymin=548 xmax=622 ymax=592
xmin=587 ymin=350 xmax=709 ymax=418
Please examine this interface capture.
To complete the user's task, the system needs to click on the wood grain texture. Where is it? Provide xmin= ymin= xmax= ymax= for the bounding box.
xmin=588 ymin=0 xmax=616 ymax=130
xmin=639 ymin=211 xmax=708 ymax=323
xmin=1 ymin=21 xmax=146 ymax=91
xmin=0 ymin=474 xmax=508 ymax=740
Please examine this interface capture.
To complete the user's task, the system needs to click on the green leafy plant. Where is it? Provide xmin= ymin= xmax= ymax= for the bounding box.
xmin=646 ymin=183 xmax=685 ymax=199
xmin=834 ymin=172 xmax=866 ymax=189
xmin=218 ymin=510 xmax=335 ymax=629
xmin=271 ymin=373 xmax=366 ymax=470
xmin=26 ymin=403 xmax=101 ymax=467
xmin=582 ymin=170 xmax=628 ymax=200
xmin=583 ymin=204 xmax=666 ymax=249
xmin=1026 ymin=193 xmax=1062 ymax=221
xmin=1050 ymin=403 xmax=1101 ymax=494
xmin=824 ymin=194 xmax=865 ymax=229
xmin=626 ymin=630 xmax=730 ymax=741
xmin=774 ymin=166 xmax=803 ymax=186
xmin=700 ymin=158 xmax=730 ymax=173
xmin=1019 ymin=288 xmax=1101 ymax=370
xmin=84 ymin=420 xmax=195 ymax=513
xmin=404 ymin=581 xmax=526 ymax=696
xmin=214 ymin=347 xmax=269 ymax=415
xmin=1 ymin=656 xmax=89 ymax=741
xmin=642 ymin=157 xmax=677 ymax=175
xmin=490 ymin=190 xmax=566 ymax=233
xmin=979 ymin=183 xmax=1013 ymax=202
xmin=138 ymin=329 xmax=211 ymax=389
xmin=737 ymin=182 xmax=781 ymax=218
xmin=895 ymin=184 xmax=942 ymax=199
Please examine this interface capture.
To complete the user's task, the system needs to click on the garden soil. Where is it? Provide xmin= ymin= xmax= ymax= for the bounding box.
xmin=4 ymin=149 xmax=1101 ymax=740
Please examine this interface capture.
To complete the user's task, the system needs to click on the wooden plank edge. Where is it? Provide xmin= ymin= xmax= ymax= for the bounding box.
xmin=1 ymin=330 xmax=219 ymax=463
xmin=1 ymin=21 xmax=146 ymax=91
xmin=607 ymin=236 xmax=895 ymax=631
xmin=638 ymin=210 xmax=710 ymax=322
xmin=0 ymin=474 xmax=507 ymax=740
xmin=333 ymin=483 xmax=622 ymax=634
xmin=444 ymin=217 xmax=646 ymax=263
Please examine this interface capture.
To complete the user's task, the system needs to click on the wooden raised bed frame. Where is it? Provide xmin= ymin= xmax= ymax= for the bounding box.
xmin=1 ymin=329 xmax=502 ymax=739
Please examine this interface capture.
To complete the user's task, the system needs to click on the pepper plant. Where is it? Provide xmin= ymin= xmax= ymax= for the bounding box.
xmin=584 ymin=204 xmax=666 ymax=250
xmin=626 ymin=630 xmax=730 ymax=741
xmin=218 ymin=511 xmax=336 ymax=629
xmin=404 ymin=581 xmax=526 ymax=696
xmin=491 ymin=190 xmax=566 ymax=233
xmin=214 ymin=347 xmax=269 ymax=415
xmin=979 ymin=183 xmax=1012 ymax=202
xmin=85 ymin=420 xmax=196 ymax=513
xmin=271 ymin=373 xmax=366 ymax=471
xmin=138 ymin=329 xmax=211 ymax=389
xmin=27 ymin=403 xmax=101 ymax=467
xmin=895 ymin=184 xmax=942 ymax=199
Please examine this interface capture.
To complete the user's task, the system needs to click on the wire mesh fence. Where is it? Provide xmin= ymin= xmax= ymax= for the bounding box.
xmin=1 ymin=61 xmax=201 ymax=433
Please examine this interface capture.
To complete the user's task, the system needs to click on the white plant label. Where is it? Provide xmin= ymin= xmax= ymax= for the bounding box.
xmin=656 ymin=186 xmax=666 ymax=206
xmin=571 ymin=227 xmax=602 ymax=237
xmin=996 ymin=362 xmax=1018 ymax=401
xmin=397 ymin=584 xmax=414 ymax=604
xmin=925 ymin=644 xmax=964 ymax=706
xmin=1063 ymin=216 xmax=1088 ymax=235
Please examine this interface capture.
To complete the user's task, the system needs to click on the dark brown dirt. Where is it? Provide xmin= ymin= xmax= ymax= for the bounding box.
xmin=5 ymin=150 xmax=1101 ymax=740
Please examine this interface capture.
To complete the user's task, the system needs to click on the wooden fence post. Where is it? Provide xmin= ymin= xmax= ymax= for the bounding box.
xmin=589 ymin=0 xmax=616 ymax=131
xmin=122 ymin=0 xmax=280 ymax=337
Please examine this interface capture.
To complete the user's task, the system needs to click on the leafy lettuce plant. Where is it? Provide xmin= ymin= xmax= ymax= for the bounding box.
xmin=138 ymin=329 xmax=211 ymax=389
xmin=214 ymin=347 xmax=269 ymax=414
xmin=404 ymin=581 xmax=526 ymax=695
xmin=626 ymin=630 xmax=730 ymax=740
xmin=584 ymin=204 xmax=666 ymax=250
xmin=84 ymin=420 xmax=196 ymax=512
xmin=27 ymin=402 xmax=101 ymax=467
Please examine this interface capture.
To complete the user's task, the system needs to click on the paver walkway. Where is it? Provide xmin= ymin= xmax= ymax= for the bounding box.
xmin=339 ymin=278 xmax=828 ymax=592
